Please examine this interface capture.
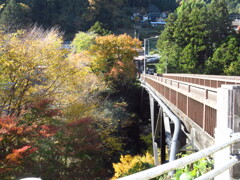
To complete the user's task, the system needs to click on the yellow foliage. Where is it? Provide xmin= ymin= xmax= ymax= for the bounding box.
xmin=87 ymin=34 xmax=141 ymax=91
xmin=0 ymin=27 xmax=97 ymax=115
xmin=111 ymin=152 xmax=154 ymax=179
xmin=59 ymin=52 xmax=105 ymax=106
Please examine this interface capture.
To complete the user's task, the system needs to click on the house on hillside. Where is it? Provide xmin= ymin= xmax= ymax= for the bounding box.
xmin=148 ymin=4 xmax=160 ymax=14
xmin=131 ymin=13 xmax=143 ymax=23
xmin=232 ymin=19 xmax=240 ymax=32
xmin=161 ymin=12 xmax=168 ymax=18
xmin=131 ymin=4 xmax=168 ymax=29
xmin=147 ymin=4 xmax=161 ymax=21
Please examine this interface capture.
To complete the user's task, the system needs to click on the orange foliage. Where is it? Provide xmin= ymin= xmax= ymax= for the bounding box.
xmin=39 ymin=125 xmax=59 ymax=137
xmin=6 ymin=146 xmax=32 ymax=163
xmin=0 ymin=114 xmax=58 ymax=170
xmin=89 ymin=34 xmax=141 ymax=91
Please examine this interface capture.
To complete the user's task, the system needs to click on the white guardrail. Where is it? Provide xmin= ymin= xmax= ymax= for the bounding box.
xmin=118 ymin=133 xmax=240 ymax=180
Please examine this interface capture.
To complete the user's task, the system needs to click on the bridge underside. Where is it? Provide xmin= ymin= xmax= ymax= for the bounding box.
xmin=150 ymin=84 xmax=214 ymax=150
xmin=141 ymin=74 xmax=240 ymax=179
xmin=142 ymin=83 xmax=214 ymax=166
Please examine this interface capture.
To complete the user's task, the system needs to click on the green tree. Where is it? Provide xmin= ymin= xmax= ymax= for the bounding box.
xmin=208 ymin=0 xmax=232 ymax=46
xmin=158 ymin=0 xmax=211 ymax=73
xmin=0 ymin=0 xmax=31 ymax=29
xmin=157 ymin=13 xmax=180 ymax=73
xmin=206 ymin=36 xmax=240 ymax=75
xmin=225 ymin=0 xmax=240 ymax=13
xmin=126 ymin=0 xmax=150 ymax=7
xmin=152 ymin=0 xmax=178 ymax=11
xmin=27 ymin=0 xmax=51 ymax=27
xmin=88 ymin=21 xmax=112 ymax=36
xmin=71 ymin=31 xmax=96 ymax=52
xmin=157 ymin=0 xmax=233 ymax=74
xmin=176 ymin=0 xmax=212 ymax=73
xmin=57 ymin=0 xmax=89 ymax=33
xmin=86 ymin=0 xmax=125 ymax=30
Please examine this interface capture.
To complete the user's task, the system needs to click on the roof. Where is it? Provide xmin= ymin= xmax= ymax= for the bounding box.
xmin=147 ymin=57 xmax=159 ymax=63
xmin=232 ymin=19 xmax=240 ymax=26
xmin=148 ymin=4 xmax=160 ymax=13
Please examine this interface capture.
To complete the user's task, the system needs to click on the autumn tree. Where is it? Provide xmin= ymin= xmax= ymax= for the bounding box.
xmin=88 ymin=34 xmax=141 ymax=92
xmin=0 ymin=97 xmax=118 ymax=179
xmin=0 ymin=26 xmax=88 ymax=116
xmin=31 ymin=117 xmax=109 ymax=179
xmin=111 ymin=152 xmax=154 ymax=179
xmin=0 ymin=100 xmax=60 ymax=179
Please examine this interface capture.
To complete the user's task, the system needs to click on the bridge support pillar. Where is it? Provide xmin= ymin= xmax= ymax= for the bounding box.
xmin=215 ymin=85 xmax=240 ymax=180
xmin=160 ymin=108 xmax=166 ymax=164
xmin=149 ymin=95 xmax=159 ymax=165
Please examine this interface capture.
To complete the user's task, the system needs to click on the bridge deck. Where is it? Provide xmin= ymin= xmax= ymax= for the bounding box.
xmin=141 ymin=74 xmax=240 ymax=178
xmin=162 ymin=73 xmax=240 ymax=88
xmin=143 ymin=74 xmax=217 ymax=138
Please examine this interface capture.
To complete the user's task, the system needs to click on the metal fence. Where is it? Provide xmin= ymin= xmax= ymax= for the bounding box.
xmin=143 ymin=74 xmax=217 ymax=137
xmin=118 ymin=133 xmax=240 ymax=180
xmin=162 ymin=73 xmax=240 ymax=88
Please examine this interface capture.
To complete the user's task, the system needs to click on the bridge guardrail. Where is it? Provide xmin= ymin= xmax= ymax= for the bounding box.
xmin=162 ymin=73 xmax=240 ymax=88
xmin=118 ymin=133 xmax=240 ymax=180
xmin=142 ymin=74 xmax=217 ymax=137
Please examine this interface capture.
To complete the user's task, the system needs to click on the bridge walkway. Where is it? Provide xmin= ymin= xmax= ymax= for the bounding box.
xmin=140 ymin=73 xmax=240 ymax=179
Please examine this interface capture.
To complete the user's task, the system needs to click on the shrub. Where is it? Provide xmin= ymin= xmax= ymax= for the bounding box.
xmin=111 ymin=152 xmax=154 ymax=179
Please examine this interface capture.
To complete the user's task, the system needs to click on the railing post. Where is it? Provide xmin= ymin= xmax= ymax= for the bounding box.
xmin=149 ymin=95 xmax=159 ymax=165
xmin=215 ymin=85 xmax=240 ymax=180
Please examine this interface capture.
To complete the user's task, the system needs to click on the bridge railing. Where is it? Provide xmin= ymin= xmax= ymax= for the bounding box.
xmin=118 ymin=133 xmax=240 ymax=180
xmin=140 ymin=74 xmax=240 ymax=179
xmin=162 ymin=73 xmax=240 ymax=88
xmin=142 ymin=74 xmax=217 ymax=137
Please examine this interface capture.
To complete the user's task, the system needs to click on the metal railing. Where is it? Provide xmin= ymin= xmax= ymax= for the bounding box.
xmin=118 ymin=133 xmax=240 ymax=180
xmin=162 ymin=73 xmax=240 ymax=88
xmin=142 ymin=74 xmax=217 ymax=137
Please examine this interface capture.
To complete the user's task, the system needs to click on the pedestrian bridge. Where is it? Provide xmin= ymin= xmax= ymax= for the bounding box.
xmin=136 ymin=73 xmax=240 ymax=180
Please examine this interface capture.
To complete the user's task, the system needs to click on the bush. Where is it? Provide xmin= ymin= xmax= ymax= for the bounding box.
xmin=111 ymin=152 xmax=154 ymax=179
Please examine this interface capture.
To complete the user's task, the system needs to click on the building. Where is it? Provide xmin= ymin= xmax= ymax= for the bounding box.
xmin=232 ymin=19 xmax=240 ymax=32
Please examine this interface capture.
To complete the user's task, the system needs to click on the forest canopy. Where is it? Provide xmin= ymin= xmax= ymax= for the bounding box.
xmin=157 ymin=0 xmax=240 ymax=75
xmin=0 ymin=0 xmax=238 ymax=37
xmin=0 ymin=24 xmax=146 ymax=179
xmin=0 ymin=0 xmax=177 ymax=34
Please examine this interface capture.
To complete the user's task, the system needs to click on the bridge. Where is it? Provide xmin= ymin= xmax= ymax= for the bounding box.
xmin=131 ymin=74 xmax=240 ymax=179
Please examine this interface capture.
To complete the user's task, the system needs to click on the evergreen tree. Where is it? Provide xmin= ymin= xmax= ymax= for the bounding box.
xmin=208 ymin=0 xmax=232 ymax=47
xmin=225 ymin=0 xmax=240 ymax=13
xmin=57 ymin=0 xmax=89 ymax=33
xmin=85 ymin=0 xmax=126 ymax=30
xmin=157 ymin=0 xmax=211 ymax=73
xmin=28 ymin=0 xmax=50 ymax=26
xmin=157 ymin=0 xmax=234 ymax=74
xmin=206 ymin=36 xmax=240 ymax=75
xmin=0 ymin=0 xmax=31 ymax=29
xmin=127 ymin=0 xmax=150 ymax=7
xmin=156 ymin=13 xmax=180 ymax=73
xmin=88 ymin=21 xmax=112 ymax=36
xmin=152 ymin=0 xmax=178 ymax=11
